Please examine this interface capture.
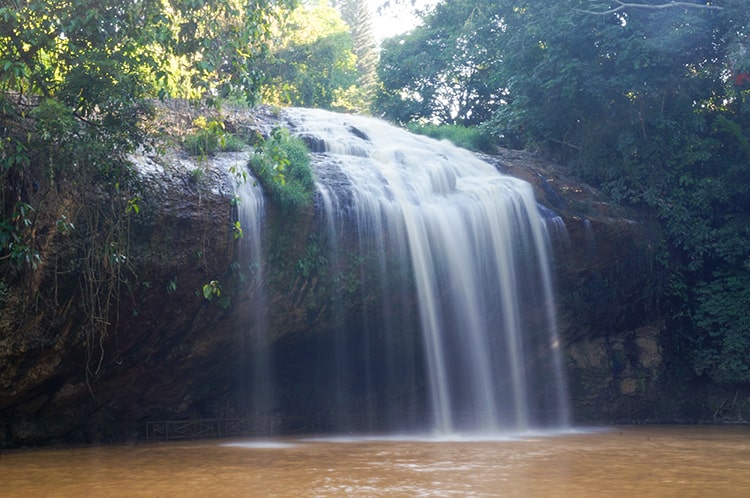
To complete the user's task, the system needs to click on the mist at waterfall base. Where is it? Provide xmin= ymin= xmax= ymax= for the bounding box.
xmin=234 ymin=108 xmax=570 ymax=437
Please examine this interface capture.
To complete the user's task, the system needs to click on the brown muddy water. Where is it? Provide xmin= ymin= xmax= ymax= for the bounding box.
xmin=2 ymin=426 xmax=749 ymax=497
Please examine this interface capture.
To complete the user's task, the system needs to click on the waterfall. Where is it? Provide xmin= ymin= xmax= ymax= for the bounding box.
xmin=280 ymin=108 xmax=570 ymax=434
xmin=231 ymin=163 xmax=275 ymax=429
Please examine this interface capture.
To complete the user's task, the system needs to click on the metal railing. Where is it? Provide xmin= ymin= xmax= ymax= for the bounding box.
xmin=145 ymin=417 xmax=276 ymax=441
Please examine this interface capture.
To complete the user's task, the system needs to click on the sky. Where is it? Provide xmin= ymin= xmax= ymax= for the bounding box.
xmin=367 ymin=0 xmax=437 ymax=42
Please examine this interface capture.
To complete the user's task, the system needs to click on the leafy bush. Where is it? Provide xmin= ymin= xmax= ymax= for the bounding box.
xmin=250 ymin=127 xmax=315 ymax=213
xmin=683 ymin=270 xmax=750 ymax=384
xmin=183 ymin=116 xmax=245 ymax=156
xmin=406 ymin=122 xmax=496 ymax=153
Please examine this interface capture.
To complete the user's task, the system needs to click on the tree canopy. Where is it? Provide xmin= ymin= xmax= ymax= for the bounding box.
xmin=0 ymin=0 xmax=297 ymax=378
xmin=258 ymin=0 xmax=378 ymax=112
xmin=259 ymin=0 xmax=359 ymax=109
xmin=0 ymin=0 xmax=295 ymax=174
xmin=376 ymin=0 xmax=502 ymax=125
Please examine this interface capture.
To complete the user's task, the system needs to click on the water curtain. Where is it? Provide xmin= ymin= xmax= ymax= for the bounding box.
xmin=280 ymin=108 xmax=569 ymax=434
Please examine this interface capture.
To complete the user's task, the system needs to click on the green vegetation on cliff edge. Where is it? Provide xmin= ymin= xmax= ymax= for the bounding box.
xmin=250 ymin=127 xmax=315 ymax=214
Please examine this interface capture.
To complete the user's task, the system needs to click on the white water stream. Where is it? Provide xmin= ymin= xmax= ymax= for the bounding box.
xmin=282 ymin=108 xmax=570 ymax=434
xmin=233 ymin=165 xmax=275 ymax=424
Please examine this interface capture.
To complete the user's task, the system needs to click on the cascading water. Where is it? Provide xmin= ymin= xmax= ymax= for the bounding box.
xmin=231 ymin=164 xmax=275 ymax=428
xmin=278 ymin=108 xmax=570 ymax=434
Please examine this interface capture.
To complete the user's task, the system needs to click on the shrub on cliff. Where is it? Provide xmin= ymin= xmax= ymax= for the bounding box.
xmin=183 ymin=116 xmax=246 ymax=157
xmin=250 ymin=127 xmax=315 ymax=213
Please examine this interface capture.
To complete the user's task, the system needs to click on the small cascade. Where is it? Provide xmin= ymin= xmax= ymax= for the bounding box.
xmin=539 ymin=204 xmax=570 ymax=248
xmin=232 ymin=167 xmax=274 ymax=428
xmin=282 ymin=108 xmax=570 ymax=434
xmin=583 ymin=218 xmax=596 ymax=251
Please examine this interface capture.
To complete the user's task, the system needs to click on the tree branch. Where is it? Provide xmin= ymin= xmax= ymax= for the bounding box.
xmin=577 ymin=1 xmax=723 ymax=15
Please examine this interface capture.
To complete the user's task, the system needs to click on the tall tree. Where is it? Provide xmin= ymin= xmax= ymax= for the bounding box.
xmin=334 ymin=0 xmax=379 ymax=112
xmin=374 ymin=0 xmax=502 ymax=125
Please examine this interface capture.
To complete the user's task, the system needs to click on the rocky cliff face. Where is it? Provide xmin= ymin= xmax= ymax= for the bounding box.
xmin=0 ymin=108 xmax=720 ymax=448
xmin=0 ymin=145 xmax=243 ymax=445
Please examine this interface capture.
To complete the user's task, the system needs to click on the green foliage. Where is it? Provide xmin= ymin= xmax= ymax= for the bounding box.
xmin=183 ymin=116 xmax=245 ymax=156
xmin=0 ymin=0 xmax=298 ymax=265
xmin=0 ymin=0 xmax=293 ymax=270
xmin=260 ymin=1 xmax=360 ymax=110
xmin=232 ymin=220 xmax=244 ymax=240
xmin=189 ymin=166 xmax=206 ymax=184
xmin=406 ymin=122 xmax=496 ymax=153
xmin=0 ymin=202 xmax=40 ymax=269
xmin=295 ymin=235 xmax=328 ymax=279
xmin=125 ymin=197 xmax=141 ymax=216
xmin=685 ymin=271 xmax=750 ymax=384
xmin=374 ymin=0 xmax=502 ymax=125
xmin=335 ymin=0 xmax=378 ymax=112
xmin=55 ymin=214 xmax=75 ymax=235
xmin=149 ymin=0 xmax=296 ymax=102
xmin=202 ymin=280 xmax=222 ymax=300
xmin=250 ymin=127 xmax=315 ymax=213
xmin=228 ymin=162 xmax=250 ymax=187
xmin=200 ymin=279 xmax=233 ymax=309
